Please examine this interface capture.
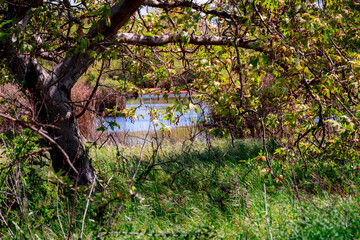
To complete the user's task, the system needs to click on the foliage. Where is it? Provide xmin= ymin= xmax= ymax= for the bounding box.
xmin=1 ymin=0 xmax=359 ymax=164
xmin=1 ymin=0 xmax=360 ymax=238
xmin=0 ymin=138 xmax=359 ymax=238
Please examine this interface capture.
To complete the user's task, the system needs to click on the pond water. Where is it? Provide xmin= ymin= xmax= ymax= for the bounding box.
xmin=103 ymin=94 xmax=209 ymax=144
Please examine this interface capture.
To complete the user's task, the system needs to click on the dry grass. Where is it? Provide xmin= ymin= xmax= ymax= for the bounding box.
xmin=71 ymin=82 xmax=127 ymax=140
xmin=0 ymin=82 xmax=126 ymax=141
xmin=0 ymin=83 xmax=31 ymax=133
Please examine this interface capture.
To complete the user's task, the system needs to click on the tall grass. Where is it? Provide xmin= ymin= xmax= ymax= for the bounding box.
xmin=0 ymin=137 xmax=359 ymax=239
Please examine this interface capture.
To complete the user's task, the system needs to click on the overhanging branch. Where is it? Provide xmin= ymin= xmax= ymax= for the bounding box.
xmin=0 ymin=41 xmax=28 ymax=80
xmin=52 ymin=0 xmax=145 ymax=89
xmin=115 ymin=32 xmax=265 ymax=52
xmin=142 ymin=0 xmax=246 ymax=23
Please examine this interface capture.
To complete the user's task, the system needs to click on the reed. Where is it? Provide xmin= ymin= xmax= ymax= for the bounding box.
xmin=0 ymin=83 xmax=31 ymax=133
xmin=71 ymin=82 xmax=127 ymax=140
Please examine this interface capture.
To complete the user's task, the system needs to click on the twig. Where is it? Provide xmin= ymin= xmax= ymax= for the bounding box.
xmin=56 ymin=186 xmax=67 ymax=239
xmin=0 ymin=147 xmax=51 ymax=171
xmin=127 ymin=109 xmax=152 ymax=190
xmin=253 ymin=3 xmax=273 ymax=35
xmin=101 ymin=203 xmax=123 ymax=239
xmin=289 ymin=158 xmax=302 ymax=205
xmin=67 ymin=171 xmax=80 ymax=240
xmin=329 ymin=37 xmax=350 ymax=62
xmin=0 ymin=211 xmax=14 ymax=237
xmin=103 ymin=135 xmax=127 ymax=189
xmin=79 ymin=178 xmax=96 ymax=240
xmin=76 ymin=60 xmax=105 ymax=119
xmin=260 ymin=116 xmax=275 ymax=179
xmin=0 ymin=113 xmax=78 ymax=175
xmin=99 ymin=231 xmax=179 ymax=238
xmin=334 ymin=95 xmax=359 ymax=125
xmin=264 ymin=183 xmax=273 ymax=240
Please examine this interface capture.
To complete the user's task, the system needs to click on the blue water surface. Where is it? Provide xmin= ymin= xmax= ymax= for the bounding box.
xmin=103 ymin=94 xmax=208 ymax=133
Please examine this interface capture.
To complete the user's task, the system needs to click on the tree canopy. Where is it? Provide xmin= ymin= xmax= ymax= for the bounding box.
xmin=0 ymin=0 xmax=359 ymax=183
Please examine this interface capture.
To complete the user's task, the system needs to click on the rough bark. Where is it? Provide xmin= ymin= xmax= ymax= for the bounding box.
xmin=1 ymin=43 xmax=94 ymax=184
xmin=1 ymin=0 xmax=265 ymax=185
xmin=115 ymin=33 xmax=263 ymax=51
xmin=1 ymin=0 xmax=145 ymax=185
xmin=42 ymin=82 xmax=95 ymax=185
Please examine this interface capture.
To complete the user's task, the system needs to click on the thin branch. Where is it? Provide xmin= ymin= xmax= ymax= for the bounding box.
xmin=79 ymin=178 xmax=96 ymax=240
xmin=0 ymin=211 xmax=14 ymax=237
xmin=264 ymin=183 xmax=273 ymax=240
xmin=260 ymin=116 xmax=275 ymax=179
xmin=52 ymin=0 xmax=145 ymax=88
xmin=67 ymin=172 xmax=80 ymax=240
xmin=75 ymin=60 xmax=105 ymax=119
xmin=56 ymin=186 xmax=67 ymax=239
xmin=0 ymin=147 xmax=52 ymax=171
xmin=142 ymin=0 xmax=247 ymax=23
xmin=0 ymin=113 xmax=78 ymax=175
xmin=334 ymin=95 xmax=360 ymax=125
xmin=128 ymin=109 xmax=153 ymax=190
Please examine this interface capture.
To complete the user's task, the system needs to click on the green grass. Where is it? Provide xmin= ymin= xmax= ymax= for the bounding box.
xmin=1 ymin=138 xmax=360 ymax=239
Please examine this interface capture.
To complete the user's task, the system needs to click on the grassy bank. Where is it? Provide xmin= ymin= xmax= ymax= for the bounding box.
xmin=0 ymin=138 xmax=360 ymax=239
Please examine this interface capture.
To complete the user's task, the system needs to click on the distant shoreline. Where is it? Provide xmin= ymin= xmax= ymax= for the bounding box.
xmin=128 ymin=88 xmax=196 ymax=98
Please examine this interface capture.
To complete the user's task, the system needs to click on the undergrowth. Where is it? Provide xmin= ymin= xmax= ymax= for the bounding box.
xmin=0 ymin=135 xmax=360 ymax=239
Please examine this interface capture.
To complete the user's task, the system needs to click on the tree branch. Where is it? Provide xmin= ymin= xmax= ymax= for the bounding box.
xmin=0 ymin=41 xmax=28 ymax=80
xmin=142 ymin=0 xmax=246 ymax=23
xmin=75 ymin=60 xmax=104 ymax=119
xmin=0 ymin=113 xmax=78 ymax=175
xmin=52 ymin=0 xmax=145 ymax=90
xmin=114 ymin=32 xmax=265 ymax=52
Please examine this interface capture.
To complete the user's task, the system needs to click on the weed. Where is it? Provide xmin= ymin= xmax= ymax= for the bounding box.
xmin=0 ymin=137 xmax=359 ymax=239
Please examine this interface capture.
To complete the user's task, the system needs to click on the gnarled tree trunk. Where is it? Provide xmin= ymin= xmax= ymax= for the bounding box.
xmin=1 ymin=0 xmax=145 ymax=185
xmin=18 ymin=57 xmax=96 ymax=185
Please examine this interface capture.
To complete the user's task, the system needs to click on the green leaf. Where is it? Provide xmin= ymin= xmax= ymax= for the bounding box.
xmin=250 ymin=58 xmax=260 ymax=69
